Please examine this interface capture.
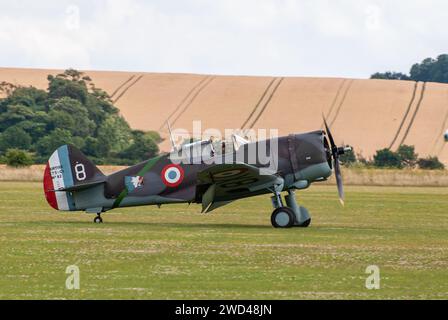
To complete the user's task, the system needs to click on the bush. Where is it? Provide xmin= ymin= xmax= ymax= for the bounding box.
xmin=397 ymin=145 xmax=418 ymax=168
xmin=339 ymin=145 xmax=356 ymax=166
xmin=417 ymin=157 xmax=445 ymax=170
xmin=5 ymin=149 xmax=34 ymax=167
xmin=373 ymin=148 xmax=402 ymax=168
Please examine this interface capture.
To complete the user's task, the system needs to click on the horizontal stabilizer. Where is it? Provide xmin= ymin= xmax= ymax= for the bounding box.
xmin=51 ymin=179 xmax=106 ymax=192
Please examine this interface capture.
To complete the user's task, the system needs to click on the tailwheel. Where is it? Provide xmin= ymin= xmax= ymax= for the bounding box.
xmin=271 ymin=207 xmax=295 ymax=228
xmin=94 ymin=215 xmax=103 ymax=224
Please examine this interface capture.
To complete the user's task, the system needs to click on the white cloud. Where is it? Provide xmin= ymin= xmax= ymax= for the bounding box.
xmin=0 ymin=14 xmax=91 ymax=69
xmin=0 ymin=0 xmax=447 ymax=78
xmin=365 ymin=4 xmax=383 ymax=31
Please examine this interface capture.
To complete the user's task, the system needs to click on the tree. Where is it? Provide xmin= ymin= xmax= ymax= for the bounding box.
xmin=58 ymin=68 xmax=86 ymax=82
xmin=409 ymin=54 xmax=448 ymax=83
xmin=120 ymin=132 xmax=159 ymax=162
xmin=48 ymin=74 xmax=88 ymax=104
xmin=372 ymin=54 xmax=448 ymax=84
xmin=84 ymin=94 xmax=118 ymax=128
xmin=145 ymin=130 xmax=163 ymax=144
xmin=397 ymin=145 xmax=418 ymax=168
xmin=0 ymin=81 xmax=17 ymax=97
xmin=417 ymin=157 xmax=445 ymax=170
xmin=0 ymin=126 xmax=32 ymax=151
xmin=0 ymin=69 xmax=160 ymax=164
xmin=96 ymin=115 xmax=133 ymax=156
xmin=48 ymin=97 xmax=95 ymax=137
xmin=15 ymin=115 xmax=50 ymax=144
xmin=0 ymin=86 xmax=47 ymax=113
xmin=431 ymin=54 xmax=448 ymax=83
xmin=82 ymin=136 xmax=101 ymax=158
xmin=370 ymin=72 xmax=411 ymax=81
xmin=373 ymin=148 xmax=402 ymax=168
xmin=409 ymin=57 xmax=436 ymax=82
xmin=0 ymin=104 xmax=35 ymax=131
xmin=5 ymin=149 xmax=34 ymax=167
xmin=35 ymin=128 xmax=74 ymax=158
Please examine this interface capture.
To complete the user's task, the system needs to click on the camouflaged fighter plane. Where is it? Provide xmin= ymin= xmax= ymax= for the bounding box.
xmin=43 ymin=120 xmax=350 ymax=228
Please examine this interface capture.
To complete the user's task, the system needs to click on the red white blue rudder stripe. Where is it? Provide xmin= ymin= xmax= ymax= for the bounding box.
xmin=43 ymin=145 xmax=76 ymax=211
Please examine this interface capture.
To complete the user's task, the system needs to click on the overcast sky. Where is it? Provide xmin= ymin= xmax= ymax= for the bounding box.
xmin=0 ymin=0 xmax=447 ymax=78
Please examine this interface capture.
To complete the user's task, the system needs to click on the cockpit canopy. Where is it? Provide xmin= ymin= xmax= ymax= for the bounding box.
xmin=170 ymin=133 xmax=250 ymax=163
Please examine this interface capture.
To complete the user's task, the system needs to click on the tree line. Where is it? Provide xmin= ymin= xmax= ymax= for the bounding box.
xmin=340 ymin=145 xmax=444 ymax=170
xmin=0 ymin=69 xmax=161 ymax=166
xmin=371 ymin=54 xmax=448 ymax=83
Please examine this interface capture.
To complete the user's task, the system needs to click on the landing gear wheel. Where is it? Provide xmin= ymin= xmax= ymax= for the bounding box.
xmin=297 ymin=218 xmax=311 ymax=228
xmin=271 ymin=207 xmax=295 ymax=228
xmin=94 ymin=215 xmax=103 ymax=224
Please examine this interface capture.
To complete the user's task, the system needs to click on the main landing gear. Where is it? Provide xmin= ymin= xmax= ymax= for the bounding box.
xmin=271 ymin=207 xmax=295 ymax=228
xmin=270 ymin=190 xmax=311 ymax=229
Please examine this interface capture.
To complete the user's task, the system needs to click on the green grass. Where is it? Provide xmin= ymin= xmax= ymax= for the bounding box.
xmin=1 ymin=182 xmax=448 ymax=299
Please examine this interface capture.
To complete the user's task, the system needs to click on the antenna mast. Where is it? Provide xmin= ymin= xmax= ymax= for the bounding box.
xmin=166 ymin=121 xmax=177 ymax=152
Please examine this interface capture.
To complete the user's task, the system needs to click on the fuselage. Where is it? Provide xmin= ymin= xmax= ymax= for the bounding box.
xmin=69 ymin=130 xmax=332 ymax=213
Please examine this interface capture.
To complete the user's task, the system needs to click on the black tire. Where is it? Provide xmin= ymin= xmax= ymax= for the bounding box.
xmin=94 ymin=216 xmax=103 ymax=224
xmin=297 ymin=218 xmax=311 ymax=228
xmin=271 ymin=207 xmax=295 ymax=228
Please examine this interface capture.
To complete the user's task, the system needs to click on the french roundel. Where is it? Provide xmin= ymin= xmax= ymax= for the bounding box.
xmin=161 ymin=164 xmax=184 ymax=187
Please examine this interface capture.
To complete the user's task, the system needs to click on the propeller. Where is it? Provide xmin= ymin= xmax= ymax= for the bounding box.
xmin=323 ymin=117 xmax=350 ymax=206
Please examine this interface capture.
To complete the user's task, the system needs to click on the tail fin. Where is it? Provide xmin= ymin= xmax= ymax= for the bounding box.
xmin=43 ymin=145 xmax=105 ymax=211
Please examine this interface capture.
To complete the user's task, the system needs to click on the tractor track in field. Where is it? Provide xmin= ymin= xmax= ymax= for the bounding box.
xmin=435 ymin=111 xmax=448 ymax=156
xmin=399 ymin=82 xmax=427 ymax=146
xmin=171 ymin=76 xmax=215 ymax=126
xmin=247 ymin=77 xmax=284 ymax=129
xmin=113 ymin=75 xmax=144 ymax=104
xmin=240 ymin=77 xmax=277 ymax=130
xmin=110 ymin=75 xmax=136 ymax=99
xmin=322 ymin=79 xmax=347 ymax=127
xmin=328 ymin=79 xmax=354 ymax=127
xmin=434 ymin=88 xmax=448 ymax=156
xmin=438 ymin=139 xmax=447 ymax=156
xmin=389 ymin=81 xmax=419 ymax=149
xmin=159 ymin=76 xmax=210 ymax=131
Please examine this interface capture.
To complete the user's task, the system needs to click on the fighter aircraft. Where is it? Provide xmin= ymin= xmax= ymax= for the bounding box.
xmin=43 ymin=120 xmax=349 ymax=228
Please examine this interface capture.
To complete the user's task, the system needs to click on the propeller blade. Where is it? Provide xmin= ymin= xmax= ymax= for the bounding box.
xmin=334 ymin=158 xmax=345 ymax=206
xmin=323 ymin=115 xmax=345 ymax=206
xmin=323 ymin=117 xmax=336 ymax=153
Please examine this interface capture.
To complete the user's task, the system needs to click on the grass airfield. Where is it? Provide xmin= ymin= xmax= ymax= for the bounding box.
xmin=1 ymin=182 xmax=448 ymax=299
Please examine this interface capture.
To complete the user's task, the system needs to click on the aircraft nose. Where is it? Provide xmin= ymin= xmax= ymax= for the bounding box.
xmin=292 ymin=130 xmax=331 ymax=166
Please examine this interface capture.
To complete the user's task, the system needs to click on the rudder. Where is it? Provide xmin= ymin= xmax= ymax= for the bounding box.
xmin=43 ymin=145 xmax=104 ymax=211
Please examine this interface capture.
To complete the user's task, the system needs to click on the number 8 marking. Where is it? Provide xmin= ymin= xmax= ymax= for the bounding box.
xmin=74 ymin=163 xmax=86 ymax=181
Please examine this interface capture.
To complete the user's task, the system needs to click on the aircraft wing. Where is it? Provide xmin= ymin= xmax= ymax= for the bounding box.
xmin=197 ymin=163 xmax=283 ymax=213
